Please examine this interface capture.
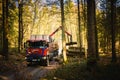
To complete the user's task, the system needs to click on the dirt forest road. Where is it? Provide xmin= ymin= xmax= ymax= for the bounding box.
xmin=0 ymin=61 xmax=60 ymax=80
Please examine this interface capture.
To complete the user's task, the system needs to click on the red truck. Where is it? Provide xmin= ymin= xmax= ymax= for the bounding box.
xmin=24 ymin=35 xmax=52 ymax=66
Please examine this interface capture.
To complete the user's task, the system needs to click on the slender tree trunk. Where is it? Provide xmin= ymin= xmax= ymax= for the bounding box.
xmin=31 ymin=0 xmax=37 ymax=35
xmin=2 ymin=0 xmax=9 ymax=60
xmin=110 ymin=0 xmax=117 ymax=62
xmin=21 ymin=1 xmax=23 ymax=52
xmin=77 ymin=0 xmax=82 ymax=56
xmin=18 ymin=1 xmax=21 ymax=53
xmin=94 ymin=1 xmax=99 ymax=60
xmin=18 ymin=0 xmax=23 ymax=53
xmin=87 ymin=0 xmax=97 ymax=68
xmin=81 ymin=0 xmax=87 ymax=58
xmin=60 ymin=0 xmax=67 ymax=63
xmin=106 ymin=36 xmax=109 ymax=53
xmin=106 ymin=0 xmax=109 ymax=54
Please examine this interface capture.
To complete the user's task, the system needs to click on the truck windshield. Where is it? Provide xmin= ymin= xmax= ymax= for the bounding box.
xmin=29 ymin=41 xmax=47 ymax=48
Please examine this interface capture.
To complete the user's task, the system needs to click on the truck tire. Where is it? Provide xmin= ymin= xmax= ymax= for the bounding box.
xmin=43 ymin=56 xmax=49 ymax=66
xmin=27 ymin=62 xmax=33 ymax=66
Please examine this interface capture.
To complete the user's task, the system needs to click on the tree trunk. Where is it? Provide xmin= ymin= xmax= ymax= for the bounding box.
xmin=81 ymin=0 xmax=87 ymax=58
xmin=18 ymin=0 xmax=23 ymax=53
xmin=110 ymin=0 xmax=117 ymax=62
xmin=87 ymin=0 xmax=97 ymax=68
xmin=94 ymin=0 xmax=99 ymax=60
xmin=77 ymin=0 xmax=82 ymax=56
xmin=2 ymin=0 xmax=9 ymax=60
xmin=60 ymin=0 xmax=67 ymax=63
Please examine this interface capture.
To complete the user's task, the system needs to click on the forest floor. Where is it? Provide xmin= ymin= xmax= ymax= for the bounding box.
xmin=0 ymin=53 xmax=60 ymax=80
xmin=0 ymin=53 xmax=120 ymax=80
xmin=44 ymin=53 xmax=120 ymax=80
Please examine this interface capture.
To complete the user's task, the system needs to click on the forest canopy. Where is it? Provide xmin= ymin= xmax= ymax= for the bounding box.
xmin=0 ymin=0 xmax=120 ymax=63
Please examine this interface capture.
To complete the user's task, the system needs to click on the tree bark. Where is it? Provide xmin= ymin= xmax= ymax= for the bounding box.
xmin=110 ymin=0 xmax=117 ymax=62
xmin=2 ymin=0 xmax=9 ymax=60
xmin=87 ymin=0 xmax=97 ymax=68
xmin=18 ymin=0 xmax=23 ymax=53
xmin=77 ymin=0 xmax=82 ymax=56
xmin=81 ymin=0 xmax=87 ymax=58
xmin=94 ymin=0 xmax=99 ymax=60
xmin=60 ymin=0 xmax=67 ymax=63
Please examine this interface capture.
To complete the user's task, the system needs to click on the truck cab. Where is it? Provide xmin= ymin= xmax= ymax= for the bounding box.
xmin=25 ymin=35 xmax=51 ymax=66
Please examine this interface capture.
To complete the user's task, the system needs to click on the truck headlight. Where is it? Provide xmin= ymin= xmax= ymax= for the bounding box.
xmin=25 ymin=57 xmax=27 ymax=59
xmin=42 ymin=57 xmax=47 ymax=59
xmin=28 ymin=51 xmax=31 ymax=54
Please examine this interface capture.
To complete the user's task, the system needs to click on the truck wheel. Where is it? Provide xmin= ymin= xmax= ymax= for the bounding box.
xmin=43 ymin=56 xmax=49 ymax=66
xmin=27 ymin=62 xmax=33 ymax=66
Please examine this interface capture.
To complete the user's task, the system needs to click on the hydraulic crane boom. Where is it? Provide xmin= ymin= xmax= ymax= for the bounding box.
xmin=49 ymin=26 xmax=61 ymax=37
xmin=49 ymin=26 xmax=77 ymax=45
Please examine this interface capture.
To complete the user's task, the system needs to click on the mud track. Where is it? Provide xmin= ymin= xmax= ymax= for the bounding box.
xmin=0 ymin=61 xmax=59 ymax=80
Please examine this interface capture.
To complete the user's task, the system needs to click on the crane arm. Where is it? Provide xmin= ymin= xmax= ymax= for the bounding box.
xmin=49 ymin=26 xmax=61 ymax=37
xmin=49 ymin=26 xmax=72 ymax=42
xmin=50 ymin=26 xmax=72 ymax=37
xmin=49 ymin=26 xmax=77 ymax=45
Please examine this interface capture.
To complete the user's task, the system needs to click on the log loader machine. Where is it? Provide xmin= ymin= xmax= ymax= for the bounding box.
xmin=49 ymin=26 xmax=77 ymax=46
xmin=24 ymin=26 xmax=77 ymax=66
xmin=49 ymin=26 xmax=77 ymax=57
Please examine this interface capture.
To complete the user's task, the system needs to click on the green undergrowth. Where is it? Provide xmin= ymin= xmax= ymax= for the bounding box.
xmin=45 ymin=57 xmax=120 ymax=80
